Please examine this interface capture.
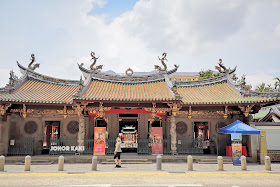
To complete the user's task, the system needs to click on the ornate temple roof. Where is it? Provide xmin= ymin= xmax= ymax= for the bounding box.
xmin=0 ymin=80 xmax=78 ymax=104
xmin=177 ymin=82 xmax=278 ymax=105
xmin=176 ymin=66 xmax=280 ymax=105
xmin=0 ymin=54 xmax=279 ymax=106
xmin=77 ymin=79 xmax=175 ymax=102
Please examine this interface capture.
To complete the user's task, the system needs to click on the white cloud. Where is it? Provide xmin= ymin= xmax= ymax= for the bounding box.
xmin=0 ymin=0 xmax=279 ymax=89
xmin=246 ymin=73 xmax=276 ymax=89
xmin=0 ymin=69 xmax=10 ymax=88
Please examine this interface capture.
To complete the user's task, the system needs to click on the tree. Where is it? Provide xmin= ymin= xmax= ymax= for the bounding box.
xmin=198 ymin=70 xmax=221 ymax=80
xmin=246 ymin=84 xmax=252 ymax=90
xmin=255 ymin=83 xmax=265 ymax=92
xmin=274 ymin=77 xmax=280 ymax=91
xmin=255 ymin=83 xmax=273 ymax=92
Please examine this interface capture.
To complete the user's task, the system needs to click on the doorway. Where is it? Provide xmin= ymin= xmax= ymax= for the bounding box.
xmin=119 ymin=114 xmax=138 ymax=152
xmin=42 ymin=121 xmax=60 ymax=154
xmin=194 ymin=122 xmax=210 ymax=153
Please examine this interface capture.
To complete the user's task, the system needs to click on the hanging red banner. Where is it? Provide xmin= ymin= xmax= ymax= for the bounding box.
xmin=151 ymin=127 xmax=163 ymax=155
xmin=105 ymin=109 xmax=151 ymax=114
xmin=94 ymin=127 xmax=106 ymax=155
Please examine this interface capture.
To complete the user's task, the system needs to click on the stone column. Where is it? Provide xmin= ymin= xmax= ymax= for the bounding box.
xmin=77 ymin=115 xmax=85 ymax=154
xmin=170 ymin=115 xmax=177 ymax=154
xmin=249 ymin=123 xmax=258 ymax=163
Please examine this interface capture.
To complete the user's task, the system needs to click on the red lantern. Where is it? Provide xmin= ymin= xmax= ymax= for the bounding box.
xmin=89 ymin=110 xmax=98 ymax=117
xmin=89 ymin=110 xmax=98 ymax=121
xmin=156 ymin=111 xmax=166 ymax=117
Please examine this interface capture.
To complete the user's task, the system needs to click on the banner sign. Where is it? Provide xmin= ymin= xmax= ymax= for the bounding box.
xmin=232 ymin=142 xmax=242 ymax=165
xmin=231 ymin=133 xmax=242 ymax=141
xmin=94 ymin=127 xmax=106 ymax=155
xmin=151 ymin=127 xmax=163 ymax=155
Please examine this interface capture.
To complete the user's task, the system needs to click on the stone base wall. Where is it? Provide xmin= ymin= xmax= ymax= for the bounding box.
xmin=268 ymin=152 xmax=280 ymax=161
xmin=9 ymin=114 xmax=84 ymax=155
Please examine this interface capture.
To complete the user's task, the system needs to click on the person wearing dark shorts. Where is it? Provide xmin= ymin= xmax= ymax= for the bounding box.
xmin=114 ymin=137 xmax=122 ymax=168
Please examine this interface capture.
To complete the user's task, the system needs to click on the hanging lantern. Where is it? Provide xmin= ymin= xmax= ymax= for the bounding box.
xmin=89 ymin=110 xmax=98 ymax=117
xmin=156 ymin=111 xmax=166 ymax=117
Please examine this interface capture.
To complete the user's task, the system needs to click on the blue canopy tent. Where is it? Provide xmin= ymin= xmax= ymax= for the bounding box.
xmin=218 ymin=120 xmax=260 ymax=135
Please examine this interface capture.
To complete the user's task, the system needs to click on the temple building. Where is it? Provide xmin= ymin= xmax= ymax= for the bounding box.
xmin=0 ymin=53 xmax=279 ymax=159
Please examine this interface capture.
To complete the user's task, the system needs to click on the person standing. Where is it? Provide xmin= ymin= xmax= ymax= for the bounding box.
xmin=114 ymin=137 xmax=122 ymax=168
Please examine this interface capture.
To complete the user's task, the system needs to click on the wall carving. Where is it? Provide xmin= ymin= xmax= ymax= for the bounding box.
xmin=176 ymin=121 xmax=187 ymax=134
xmin=10 ymin=109 xmax=76 ymax=116
xmin=67 ymin=121 xmax=79 ymax=134
xmin=177 ymin=110 xmax=240 ymax=117
xmin=24 ymin=121 xmax=38 ymax=134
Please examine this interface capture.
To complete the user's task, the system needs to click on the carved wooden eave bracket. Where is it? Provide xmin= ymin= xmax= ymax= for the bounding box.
xmin=11 ymin=104 xmax=76 ymax=118
xmin=63 ymin=106 xmax=67 ymax=119
xmin=86 ymin=102 xmax=111 ymax=118
xmin=238 ymin=105 xmax=254 ymax=118
xmin=144 ymin=102 xmax=171 ymax=120
xmin=224 ymin=106 xmax=228 ymax=119
xmin=188 ymin=106 xmax=192 ymax=119
xmin=0 ymin=104 xmax=12 ymax=116
xmin=167 ymin=102 xmax=182 ymax=117
xmin=177 ymin=106 xmax=240 ymax=119
xmin=22 ymin=104 xmax=27 ymax=118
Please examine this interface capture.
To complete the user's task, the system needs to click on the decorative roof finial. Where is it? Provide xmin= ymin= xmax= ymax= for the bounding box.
xmin=28 ymin=54 xmax=40 ymax=71
xmin=155 ymin=52 xmax=167 ymax=71
xmin=240 ymin=74 xmax=246 ymax=89
xmin=90 ymin=51 xmax=102 ymax=71
xmin=125 ymin=68 xmax=133 ymax=76
xmin=215 ymin=58 xmax=227 ymax=73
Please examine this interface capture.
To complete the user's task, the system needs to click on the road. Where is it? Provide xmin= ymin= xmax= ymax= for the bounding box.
xmin=0 ymin=163 xmax=280 ymax=186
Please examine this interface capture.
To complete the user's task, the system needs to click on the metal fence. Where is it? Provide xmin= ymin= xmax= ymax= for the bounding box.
xmin=105 ymin=138 xmax=115 ymax=155
xmin=163 ymin=138 xmax=171 ymax=155
xmin=84 ymin=138 xmax=115 ymax=155
xmin=46 ymin=137 xmax=203 ymax=156
xmin=84 ymin=138 xmax=94 ymax=155
xmin=8 ymin=138 xmax=34 ymax=156
xmin=137 ymin=138 xmax=151 ymax=155
xmin=177 ymin=138 xmax=203 ymax=155
xmin=49 ymin=138 xmax=77 ymax=155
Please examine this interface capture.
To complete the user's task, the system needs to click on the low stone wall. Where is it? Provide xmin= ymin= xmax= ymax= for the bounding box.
xmin=268 ymin=151 xmax=280 ymax=161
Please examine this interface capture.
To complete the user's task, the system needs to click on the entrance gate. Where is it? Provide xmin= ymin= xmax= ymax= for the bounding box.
xmin=8 ymin=138 xmax=34 ymax=156
xmin=177 ymin=138 xmax=203 ymax=154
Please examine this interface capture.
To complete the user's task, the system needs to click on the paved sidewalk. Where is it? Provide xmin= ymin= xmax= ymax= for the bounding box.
xmin=1 ymin=163 xmax=280 ymax=187
xmin=1 ymin=163 xmax=280 ymax=173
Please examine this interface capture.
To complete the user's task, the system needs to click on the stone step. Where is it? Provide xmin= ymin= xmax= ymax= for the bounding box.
xmin=105 ymin=159 xmax=149 ymax=162
xmin=197 ymin=162 xmax=233 ymax=164
xmin=101 ymin=161 xmax=153 ymax=164
xmin=14 ymin=160 xmax=54 ymax=165
xmin=199 ymin=158 xmax=232 ymax=162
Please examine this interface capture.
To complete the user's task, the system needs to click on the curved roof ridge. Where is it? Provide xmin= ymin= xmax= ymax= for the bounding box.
xmin=17 ymin=62 xmax=79 ymax=86
xmin=77 ymin=63 xmax=179 ymax=83
xmin=176 ymin=74 xmax=228 ymax=87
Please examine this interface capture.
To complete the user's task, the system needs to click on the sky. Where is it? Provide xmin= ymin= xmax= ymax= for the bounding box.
xmin=0 ymin=0 xmax=279 ymax=89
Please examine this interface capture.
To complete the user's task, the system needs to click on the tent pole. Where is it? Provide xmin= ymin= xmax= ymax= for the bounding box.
xmin=217 ymin=134 xmax=219 ymax=156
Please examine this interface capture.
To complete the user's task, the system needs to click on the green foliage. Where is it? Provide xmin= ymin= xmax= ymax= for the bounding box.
xmin=255 ymin=83 xmax=273 ymax=92
xmin=274 ymin=77 xmax=280 ymax=90
xmin=198 ymin=70 xmax=221 ymax=80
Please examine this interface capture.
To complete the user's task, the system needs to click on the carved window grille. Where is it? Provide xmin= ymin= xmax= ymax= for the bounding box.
xmin=24 ymin=121 xmax=38 ymax=134
xmin=216 ymin=122 xmax=227 ymax=133
xmin=176 ymin=121 xmax=187 ymax=134
xmin=67 ymin=121 xmax=79 ymax=134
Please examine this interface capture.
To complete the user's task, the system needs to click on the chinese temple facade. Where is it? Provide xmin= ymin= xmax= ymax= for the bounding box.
xmin=0 ymin=53 xmax=279 ymax=158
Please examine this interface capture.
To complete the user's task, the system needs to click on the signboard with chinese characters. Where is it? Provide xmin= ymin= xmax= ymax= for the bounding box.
xmin=232 ymin=142 xmax=242 ymax=165
xmin=231 ymin=133 xmax=242 ymax=141
xmin=94 ymin=127 xmax=106 ymax=155
xmin=231 ymin=133 xmax=242 ymax=165
xmin=151 ymin=127 xmax=163 ymax=155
